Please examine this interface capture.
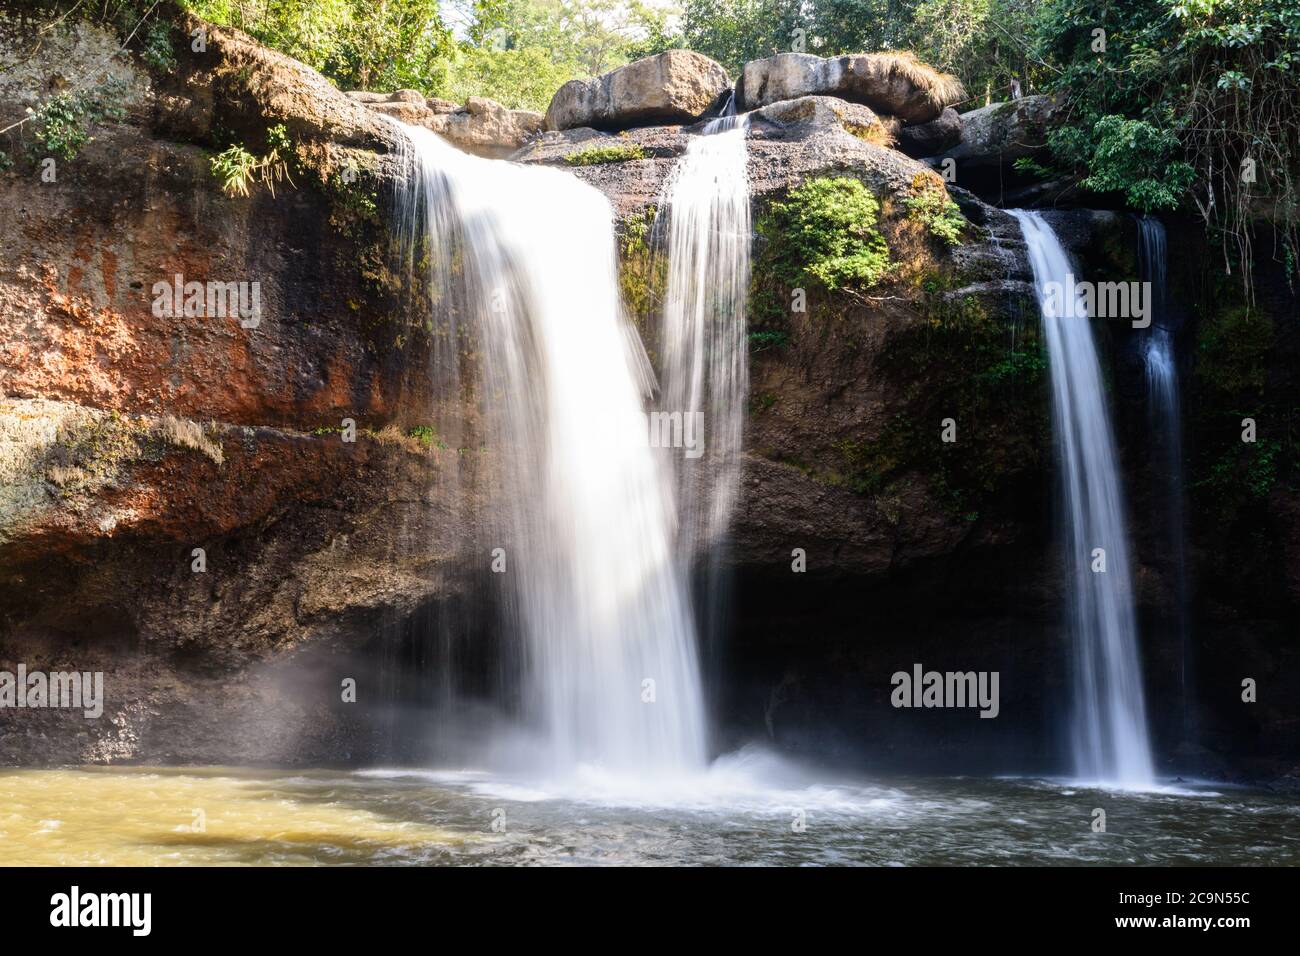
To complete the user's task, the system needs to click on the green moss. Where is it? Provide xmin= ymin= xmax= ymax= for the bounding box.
xmin=977 ymin=347 xmax=1048 ymax=387
xmin=617 ymin=206 xmax=664 ymax=325
xmin=830 ymin=292 xmax=1049 ymax=514
xmin=324 ymin=153 xmax=382 ymax=237
xmin=408 ymin=425 xmax=436 ymax=448
xmin=564 ymin=144 xmax=648 ymax=166
xmin=835 ymin=417 xmax=917 ymax=496
xmin=747 ymin=330 xmax=789 ymax=352
xmin=1195 ymin=306 xmax=1273 ymax=395
xmin=747 ymin=282 xmax=788 ymax=331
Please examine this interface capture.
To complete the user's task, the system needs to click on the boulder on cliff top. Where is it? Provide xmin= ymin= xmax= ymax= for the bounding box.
xmin=159 ymin=11 xmax=400 ymax=155
xmin=737 ymin=51 xmax=964 ymax=125
xmin=545 ymin=50 xmax=730 ymax=131
xmin=934 ymin=95 xmax=1055 ymax=169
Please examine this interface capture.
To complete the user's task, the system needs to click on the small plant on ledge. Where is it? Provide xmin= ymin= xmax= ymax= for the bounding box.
xmin=211 ymin=123 xmax=297 ymax=198
xmin=564 ymin=143 xmax=648 ymax=166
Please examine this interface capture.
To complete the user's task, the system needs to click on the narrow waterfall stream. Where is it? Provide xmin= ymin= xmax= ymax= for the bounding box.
xmin=395 ymin=124 xmax=707 ymax=774
xmin=1012 ymin=210 xmax=1155 ymax=787
xmin=658 ymin=114 xmax=752 ymax=662
xmin=1138 ymin=217 xmax=1191 ymax=743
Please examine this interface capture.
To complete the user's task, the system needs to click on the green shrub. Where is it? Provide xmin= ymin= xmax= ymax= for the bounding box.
xmin=210 ymin=124 xmax=296 ymax=198
xmin=28 ymin=82 xmax=128 ymax=161
xmin=759 ymin=177 xmax=892 ymax=291
xmin=904 ymin=186 xmax=965 ymax=246
xmin=140 ymin=17 xmax=176 ymax=71
xmin=211 ymin=145 xmax=259 ymax=197
xmin=1069 ymin=116 xmax=1195 ymax=213
xmin=564 ymin=144 xmax=648 ymax=166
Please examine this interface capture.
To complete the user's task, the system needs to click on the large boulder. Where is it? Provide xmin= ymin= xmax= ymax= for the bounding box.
xmin=934 ymin=95 xmax=1055 ymax=170
xmin=737 ymin=52 xmax=963 ymax=125
xmin=895 ymin=106 xmax=962 ymax=158
xmin=348 ymin=91 xmax=542 ymax=158
xmin=448 ymin=96 xmax=544 ymax=156
xmin=749 ymin=95 xmax=900 ymax=149
xmin=545 ymin=50 xmax=729 ymax=131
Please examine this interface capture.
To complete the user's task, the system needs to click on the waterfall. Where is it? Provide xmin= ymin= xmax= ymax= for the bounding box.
xmin=394 ymin=124 xmax=707 ymax=774
xmin=1138 ymin=217 xmax=1190 ymax=742
xmin=657 ymin=114 xmax=751 ymax=677
xmin=1011 ymin=210 xmax=1154 ymax=786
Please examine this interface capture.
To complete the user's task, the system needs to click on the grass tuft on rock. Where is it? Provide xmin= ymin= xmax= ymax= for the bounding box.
xmin=870 ymin=51 xmax=965 ymax=108
xmin=564 ymin=143 xmax=648 ymax=166
xmin=154 ymin=416 xmax=224 ymax=465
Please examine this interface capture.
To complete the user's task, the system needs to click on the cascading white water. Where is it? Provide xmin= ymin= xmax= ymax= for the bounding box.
xmin=395 ymin=123 xmax=707 ymax=774
xmin=1139 ymin=217 xmax=1190 ymax=740
xmin=658 ymin=114 xmax=751 ymax=573
xmin=1011 ymin=210 xmax=1154 ymax=787
xmin=656 ymin=113 xmax=752 ymax=696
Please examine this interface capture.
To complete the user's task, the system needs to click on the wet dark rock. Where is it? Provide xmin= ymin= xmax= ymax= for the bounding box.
xmin=896 ymin=107 xmax=962 ymax=158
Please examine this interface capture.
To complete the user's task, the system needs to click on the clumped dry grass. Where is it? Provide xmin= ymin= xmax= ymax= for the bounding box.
xmin=871 ymin=51 xmax=965 ymax=108
xmin=46 ymin=463 xmax=88 ymax=487
xmin=844 ymin=120 xmax=895 ymax=148
xmin=154 ymin=416 xmax=224 ymax=465
xmin=369 ymin=423 xmax=438 ymax=454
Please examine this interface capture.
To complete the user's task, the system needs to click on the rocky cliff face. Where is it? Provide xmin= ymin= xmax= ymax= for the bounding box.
xmin=1 ymin=8 xmax=1295 ymax=781
xmin=0 ymin=10 xmax=475 ymax=763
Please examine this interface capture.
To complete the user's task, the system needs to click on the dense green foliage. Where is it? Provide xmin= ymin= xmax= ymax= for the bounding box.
xmin=187 ymin=0 xmax=456 ymax=91
xmin=759 ymin=178 xmax=893 ymax=290
xmin=666 ymin=0 xmax=1300 ymax=289
xmin=181 ymin=0 xmax=670 ymax=111
xmin=1034 ymin=0 xmax=1300 ymax=290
